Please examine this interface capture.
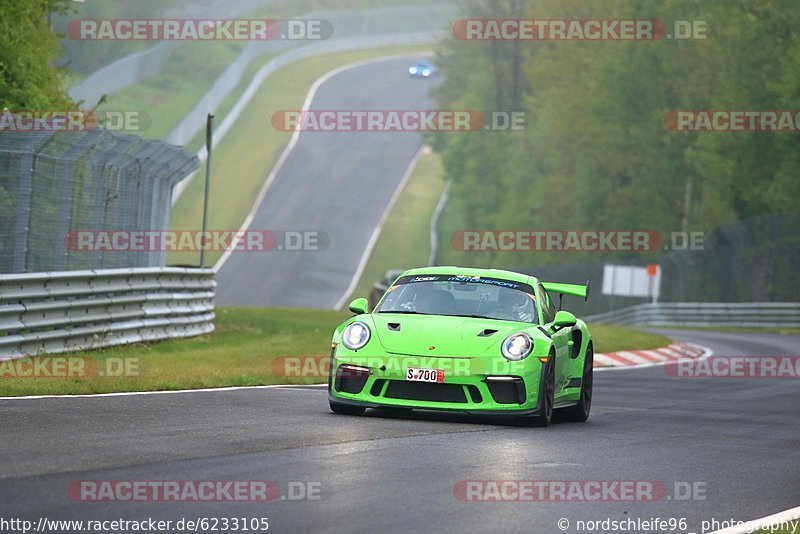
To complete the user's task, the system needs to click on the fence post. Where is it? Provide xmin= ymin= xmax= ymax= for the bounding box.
xmin=200 ymin=114 xmax=214 ymax=268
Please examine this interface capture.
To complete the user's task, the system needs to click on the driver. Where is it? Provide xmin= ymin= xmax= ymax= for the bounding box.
xmin=497 ymin=288 xmax=533 ymax=322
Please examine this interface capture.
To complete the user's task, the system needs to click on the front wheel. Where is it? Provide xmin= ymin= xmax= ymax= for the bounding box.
xmin=562 ymin=342 xmax=593 ymax=422
xmin=526 ymin=352 xmax=555 ymax=427
xmin=330 ymin=402 xmax=366 ymax=416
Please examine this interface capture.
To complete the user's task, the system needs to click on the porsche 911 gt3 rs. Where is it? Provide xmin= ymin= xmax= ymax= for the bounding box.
xmin=328 ymin=267 xmax=593 ymax=426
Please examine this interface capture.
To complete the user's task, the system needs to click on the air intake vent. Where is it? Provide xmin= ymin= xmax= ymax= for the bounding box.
xmin=384 ymin=381 xmax=467 ymax=403
xmin=387 ymin=323 xmax=401 ymax=331
xmin=334 ymin=365 xmax=370 ymax=394
xmin=486 ymin=378 xmax=526 ymax=404
xmin=478 ymin=329 xmax=499 ymax=337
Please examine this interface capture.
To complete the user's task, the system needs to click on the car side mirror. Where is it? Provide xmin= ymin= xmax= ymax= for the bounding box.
xmin=552 ymin=310 xmax=577 ymax=329
xmin=348 ymin=297 xmax=369 ymax=315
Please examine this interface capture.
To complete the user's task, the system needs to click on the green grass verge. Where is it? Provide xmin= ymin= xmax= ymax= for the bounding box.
xmin=434 ymin=178 xmax=470 ymax=266
xmin=96 ymin=41 xmax=246 ymax=140
xmin=0 ymin=308 xmax=347 ymax=397
xmin=348 ymin=150 xmax=446 ymax=302
xmin=588 ymin=324 xmax=671 ymax=354
xmin=0 ymin=309 xmax=671 ymax=397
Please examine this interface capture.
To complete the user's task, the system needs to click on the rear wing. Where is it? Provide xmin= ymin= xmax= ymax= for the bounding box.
xmin=541 ymin=281 xmax=590 ymax=302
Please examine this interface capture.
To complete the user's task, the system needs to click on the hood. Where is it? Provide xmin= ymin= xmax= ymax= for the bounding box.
xmin=371 ymin=314 xmax=531 ymax=357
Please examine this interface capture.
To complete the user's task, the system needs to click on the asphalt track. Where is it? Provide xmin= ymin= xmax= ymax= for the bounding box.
xmin=2 ymin=329 xmax=798 ymax=533
xmin=215 ymin=57 xmax=434 ymax=309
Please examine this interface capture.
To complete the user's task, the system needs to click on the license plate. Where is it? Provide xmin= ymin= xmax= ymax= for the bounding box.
xmin=406 ymin=367 xmax=445 ymax=383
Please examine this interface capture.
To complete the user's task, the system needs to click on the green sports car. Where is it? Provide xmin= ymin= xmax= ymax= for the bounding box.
xmin=328 ymin=267 xmax=593 ymax=426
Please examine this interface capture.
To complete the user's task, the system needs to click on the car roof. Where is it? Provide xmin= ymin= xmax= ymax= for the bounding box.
xmin=400 ymin=266 xmax=537 ymax=286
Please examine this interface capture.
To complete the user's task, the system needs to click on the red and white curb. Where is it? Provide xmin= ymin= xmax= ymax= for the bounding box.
xmin=594 ymin=342 xmax=709 ymax=370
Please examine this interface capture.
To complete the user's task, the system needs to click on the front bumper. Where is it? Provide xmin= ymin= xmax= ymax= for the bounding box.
xmin=328 ymin=351 xmax=546 ymax=415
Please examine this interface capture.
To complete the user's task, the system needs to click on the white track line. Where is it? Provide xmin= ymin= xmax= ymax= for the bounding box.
xmin=332 ymin=145 xmax=426 ymax=311
xmin=708 ymin=505 xmax=800 ymax=534
xmin=213 ymin=52 xmax=433 ymax=274
xmin=593 ymin=360 xmax=657 ymax=372
xmin=428 ymin=180 xmax=451 ymax=266
xmin=0 ymin=383 xmax=327 ymax=401
xmin=0 ymin=344 xmax=714 ymax=399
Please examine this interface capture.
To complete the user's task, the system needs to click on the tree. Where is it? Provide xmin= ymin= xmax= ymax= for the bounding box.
xmin=0 ymin=0 xmax=73 ymax=109
xmin=433 ymin=0 xmax=800 ymax=270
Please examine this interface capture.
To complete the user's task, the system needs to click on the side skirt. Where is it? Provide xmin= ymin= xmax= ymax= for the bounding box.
xmin=553 ymin=400 xmax=578 ymax=410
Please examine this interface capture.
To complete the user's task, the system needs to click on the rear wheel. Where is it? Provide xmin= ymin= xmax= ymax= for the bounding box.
xmin=330 ymin=402 xmax=366 ymax=416
xmin=527 ymin=352 xmax=555 ymax=427
xmin=562 ymin=342 xmax=593 ymax=422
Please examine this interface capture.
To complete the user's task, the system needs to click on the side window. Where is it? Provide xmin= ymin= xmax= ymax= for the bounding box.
xmin=538 ymin=284 xmax=555 ymax=323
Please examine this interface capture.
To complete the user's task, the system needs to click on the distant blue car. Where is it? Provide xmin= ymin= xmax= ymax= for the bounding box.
xmin=408 ymin=60 xmax=434 ymax=78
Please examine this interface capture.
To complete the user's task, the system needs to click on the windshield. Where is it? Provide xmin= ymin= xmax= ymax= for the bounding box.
xmin=375 ymin=275 xmax=539 ymax=324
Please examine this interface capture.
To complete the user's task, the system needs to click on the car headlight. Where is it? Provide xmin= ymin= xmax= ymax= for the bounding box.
xmin=409 ymin=67 xmax=418 ymax=75
xmin=501 ymin=333 xmax=533 ymax=361
xmin=422 ymin=69 xmax=431 ymax=76
xmin=342 ymin=321 xmax=371 ymax=350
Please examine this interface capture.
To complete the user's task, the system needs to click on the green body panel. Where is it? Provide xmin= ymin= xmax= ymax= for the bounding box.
xmin=371 ymin=314 xmax=523 ymax=357
xmin=329 ymin=267 xmax=592 ymax=415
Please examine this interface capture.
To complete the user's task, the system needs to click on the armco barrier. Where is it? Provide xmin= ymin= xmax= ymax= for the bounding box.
xmin=584 ymin=302 xmax=800 ymax=328
xmin=0 ymin=268 xmax=215 ymax=358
